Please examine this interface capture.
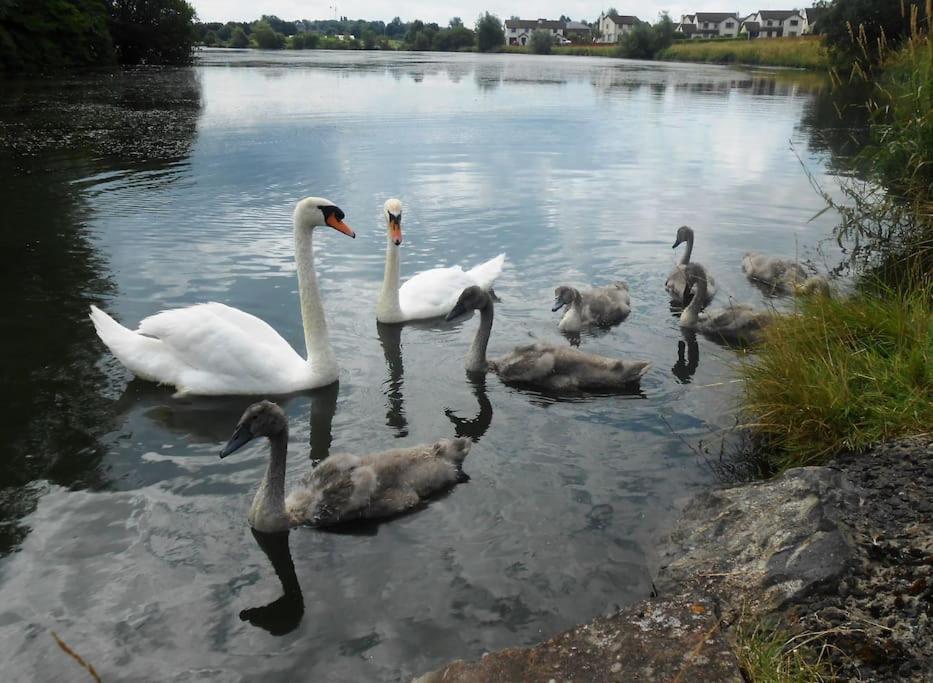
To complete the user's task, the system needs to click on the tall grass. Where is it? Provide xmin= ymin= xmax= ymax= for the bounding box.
xmin=658 ymin=37 xmax=827 ymax=69
xmin=741 ymin=285 xmax=932 ymax=470
xmin=733 ymin=616 xmax=834 ymax=683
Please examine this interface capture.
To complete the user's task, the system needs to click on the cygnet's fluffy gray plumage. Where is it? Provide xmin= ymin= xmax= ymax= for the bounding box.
xmin=666 ymin=226 xmax=716 ymax=306
xmin=447 ymin=286 xmax=651 ymax=392
xmin=553 ymin=282 xmax=631 ymax=332
xmin=741 ymin=252 xmax=811 ymax=295
xmin=680 ymin=264 xmax=772 ymax=346
xmin=220 ymin=401 xmax=471 ymax=533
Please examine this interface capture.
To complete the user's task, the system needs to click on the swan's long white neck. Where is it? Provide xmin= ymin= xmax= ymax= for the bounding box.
xmin=680 ymin=276 xmax=707 ymax=327
xmin=294 ymin=223 xmax=337 ymax=375
xmin=680 ymin=232 xmax=694 ymax=265
xmin=249 ymin=433 xmax=290 ymax=533
xmin=377 ymin=235 xmax=403 ymax=322
xmin=466 ymin=302 xmax=494 ymax=373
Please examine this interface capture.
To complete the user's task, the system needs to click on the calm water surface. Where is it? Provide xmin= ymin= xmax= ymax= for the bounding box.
xmin=0 ymin=50 xmax=844 ymax=681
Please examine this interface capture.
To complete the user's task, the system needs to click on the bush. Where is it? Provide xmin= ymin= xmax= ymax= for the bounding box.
xmin=251 ymin=21 xmax=285 ymax=49
xmin=475 ymin=12 xmax=504 ymax=52
xmin=108 ymin=0 xmax=196 ymax=65
xmin=820 ymin=0 xmax=927 ymax=69
xmin=616 ymin=14 xmax=673 ymax=59
xmin=288 ymin=32 xmax=319 ymax=49
xmin=529 ymin=30 xmax=552 ymax=54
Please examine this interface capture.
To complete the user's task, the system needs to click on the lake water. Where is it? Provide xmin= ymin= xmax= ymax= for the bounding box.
xmin=0 ymin=49 xmax=844 ymax=681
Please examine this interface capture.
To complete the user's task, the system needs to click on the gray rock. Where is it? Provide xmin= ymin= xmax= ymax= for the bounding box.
xmin=656 ymin=466 xmax=858 ymax=611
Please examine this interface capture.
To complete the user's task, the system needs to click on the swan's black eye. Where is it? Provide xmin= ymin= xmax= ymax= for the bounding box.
xmin=321 ymin=205 xmax=344 ymax=221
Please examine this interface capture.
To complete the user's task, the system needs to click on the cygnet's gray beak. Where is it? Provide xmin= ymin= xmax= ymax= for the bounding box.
xmin=672 ymin=238 xmax=683 ymax=249
xmin=445 ymin=301 xmax=467 ymax=322
xmin=551 ymin=297 xmax=565 ymax=312
xmin=220 ymin=424 xmax=254 ymax=458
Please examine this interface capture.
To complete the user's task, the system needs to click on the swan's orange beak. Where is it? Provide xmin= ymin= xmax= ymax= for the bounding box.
xmin=326 ymin=213 xmax=356 ymax=238
xmin=388 ymin=216 xmax=402 ymax=246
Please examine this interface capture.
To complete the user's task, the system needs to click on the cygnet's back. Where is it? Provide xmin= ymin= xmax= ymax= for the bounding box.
xmin=493 ymin=342 xmax=650 ymax=392
xmin=287 ymin=437 xmax=471 ymax=526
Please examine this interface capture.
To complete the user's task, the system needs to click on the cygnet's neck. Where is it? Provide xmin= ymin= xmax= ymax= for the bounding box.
xmin=294 ymin=224 xmax=338 ymax=377
xmin=249 ymin=432 xmax=290 ymax=533
xmin=680 ymin=277 xmax=707 ymax=327
xmin=466 ymin=302 xmax=494 ymax=373
xmin=559 ymin=298 xmax=584 ymax=331
xmin=377 ymin=234 xmax=403 ymax=322
xmin=680 ymin=232 xmax=694 ymax=265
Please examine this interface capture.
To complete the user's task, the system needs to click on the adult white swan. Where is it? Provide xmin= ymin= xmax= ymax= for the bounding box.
xmin=89 ymin=197 xmax=356 ymax=396
xmin=376 ymin=198 xmax=505 ymax=323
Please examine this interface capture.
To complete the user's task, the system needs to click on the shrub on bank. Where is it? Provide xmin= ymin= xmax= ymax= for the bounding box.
xmin=741 ymin=285 xmax=931 ymax=470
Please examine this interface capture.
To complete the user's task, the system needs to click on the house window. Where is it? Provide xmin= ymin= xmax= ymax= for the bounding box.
xmin=725 ymin=22 xmax=734 ymax=28
xmin=703 ymin=22 xmax=710 ymax=28
xmin=790 ymin=20 xmax=798 ymax=26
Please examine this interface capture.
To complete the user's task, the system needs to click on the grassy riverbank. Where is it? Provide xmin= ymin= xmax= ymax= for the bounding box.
xmin=658 ymin=37 xmax=827 ymax=69
xmin=739 ymin=25 xmax=932 ymax=475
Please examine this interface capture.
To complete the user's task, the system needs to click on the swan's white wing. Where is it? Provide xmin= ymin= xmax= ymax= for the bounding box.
xmin=137 ymin=303 xmax=305 ymax=389
xmin=465 ymin=253 xmax=506 ymax=290
xmin=398 ymin=255 xmax=506 ymax=321
xmin=398 ymin=266 xmax=479 ymax=320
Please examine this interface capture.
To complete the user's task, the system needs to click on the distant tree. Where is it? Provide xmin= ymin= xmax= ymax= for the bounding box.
xmin=475 ymin=12 xmax=504 ymax=52
xmin=449 ymin=17 xmax=463 ymax=28
xmin=606 ymin=7 xmax=619 ymax=18
xmin=108 ymin=0 xmax=197 ymax=65
xmin=230 ymin=26 xmax=249 ymax=48
xmin=819 ymin=0 xmax=925 ymax=69
xmin=362 ymin=27 xmax=376 ymax=49
xmin=529 ymin=30 xmax=552 ymax=54
xmin=203 ymin=30 xmax=218 ymax=46
xmin=559 ymin=14 xmax=571 ymax=23
xmin=251 ymin=21 xmax=285 ymax=49
xmin=261 ymin=14 xmax=297 ymax=36
xmin=386 ymin=16 xmax=405 ymax=37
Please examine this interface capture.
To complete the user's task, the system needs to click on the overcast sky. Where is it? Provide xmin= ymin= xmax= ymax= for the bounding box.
xmin=189 ymin=1 xmax=775 ymax=26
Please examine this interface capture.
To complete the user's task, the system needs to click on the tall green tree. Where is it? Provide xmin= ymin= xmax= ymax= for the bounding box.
xmin=475 ymin=12 xmax=503 ymax=52
xmin=251 ymin=20 xmax=284 ymax=48
xmin=229 ymin=26 xmax=248 ymax=48
xmin=0 ymin=0 xmax=114 ymax=70
xmin=108 ymin=0 xmax=196 ymax=65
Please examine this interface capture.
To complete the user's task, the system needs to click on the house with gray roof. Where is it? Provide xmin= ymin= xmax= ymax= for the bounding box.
xmin=596 ymin=13 xmax=641 ymax=43
xmin=676 ymin=12 xmax=740 ymax=39
xmin=741 ymin=9 xmax=806 ymax=38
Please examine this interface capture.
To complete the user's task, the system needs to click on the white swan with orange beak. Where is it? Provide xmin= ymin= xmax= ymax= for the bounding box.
xmin=89 ymin=197 xmax=355 ymax=396
xmin=376 ymin=198 xmax=505 ymax=323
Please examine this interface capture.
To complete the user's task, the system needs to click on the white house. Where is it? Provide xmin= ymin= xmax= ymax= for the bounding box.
xmin=740 ymin=10 xmax=806 ymax=38
xmin=596 ymin=14 xmax=640 ymax=43
xmin=504 ymin=18 xmax=565 ymax=46
xmin=676 ymin=12 xmax=740 ymax=39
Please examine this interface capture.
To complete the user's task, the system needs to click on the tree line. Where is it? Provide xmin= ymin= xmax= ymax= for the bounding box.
xmin=196 ymin=13 xmax=507 ymax=53
xmin=0 ymin=0 xmax=197 ymax=71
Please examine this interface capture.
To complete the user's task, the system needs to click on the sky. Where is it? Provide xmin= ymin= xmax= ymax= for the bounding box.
xmin=189 ymin=1 xmax=781 ymax=26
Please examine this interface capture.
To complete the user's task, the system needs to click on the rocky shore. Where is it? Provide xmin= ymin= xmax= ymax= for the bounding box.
xmin=416 ymin=436 xmax=932 ymax=682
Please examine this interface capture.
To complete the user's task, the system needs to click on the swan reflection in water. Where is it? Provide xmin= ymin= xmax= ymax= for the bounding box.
xmin=445 ymin=374 xmax=493 ymax=442
xmin=377 ymin=322 xmax=408 ymax=438
xmin=671 ymin=329 xmax=700 ymax=384
xmin=240 ymin=529 xmax=304 ymax=635
xmin=119 ymin=378 xmax=338 ymax=463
